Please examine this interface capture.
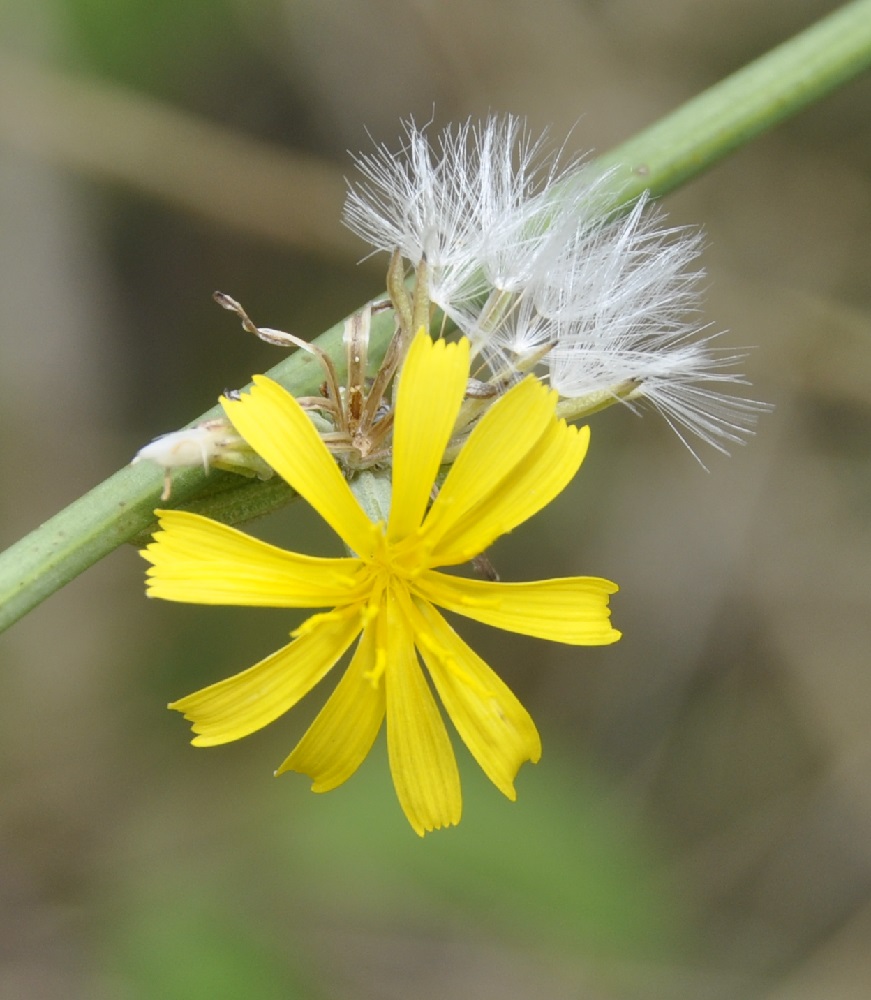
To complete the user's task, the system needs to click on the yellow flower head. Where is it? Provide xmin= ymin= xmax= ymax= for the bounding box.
xmin=142 ymin=331 xmax=620 ymax=835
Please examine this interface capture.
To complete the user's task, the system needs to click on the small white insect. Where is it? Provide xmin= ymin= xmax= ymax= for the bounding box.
xmin=132 ymin=420 xmax=264 ymax=500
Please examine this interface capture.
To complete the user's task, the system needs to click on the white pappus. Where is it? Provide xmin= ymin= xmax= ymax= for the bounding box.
xmin=343 ymin=114 xmax=768 ymax=461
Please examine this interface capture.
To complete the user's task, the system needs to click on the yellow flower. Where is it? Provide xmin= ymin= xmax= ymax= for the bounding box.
xmin=143 ymin=331 xmax=620 ymax=834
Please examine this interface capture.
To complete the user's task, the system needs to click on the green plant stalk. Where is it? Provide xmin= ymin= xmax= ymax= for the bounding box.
xmin=592 ymin=0 xmax=871 ymax=200
xmin=0 ymin=306 xmax=392 ymax=632
xmin=3 ymin=0 xmax=871 ymax=634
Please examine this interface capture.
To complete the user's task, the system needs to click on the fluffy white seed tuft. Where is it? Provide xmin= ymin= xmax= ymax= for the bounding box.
xmin=344 ymin=115 xmax=768 ymax=456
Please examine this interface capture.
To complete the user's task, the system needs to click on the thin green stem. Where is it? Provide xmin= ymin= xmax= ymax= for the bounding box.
xmin=0 ymin=306 xmax=393 ymax=632
xmin=592 ymin=0 xmax=871 ymax=201
xmin=2 ymin=0 xmax=871 ymax=633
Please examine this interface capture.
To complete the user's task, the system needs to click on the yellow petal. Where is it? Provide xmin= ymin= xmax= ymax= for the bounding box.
xmin=419 ymin=377 xmax=573 ymax=559
xmin=221 ymin=376 xmax=376 ymax=557
xmin=428 ymin=413 xmax=590 ymax=567
xmin=410 ymin=597 xmax=541 ymax=799
xmin=415 ymin=570 xmax=621 ymax=645
xmin=276 ymin=619 xmax=386 ymax=791
xmin=143 ymin=510 xmax=369 ymax=607
xmin=387 ymin=332 xmax=470 ymax=542
xmin=169 ymin=604 xmax=363 ymax=745
xmin=384 ymin=586 xmax=461 ymax=835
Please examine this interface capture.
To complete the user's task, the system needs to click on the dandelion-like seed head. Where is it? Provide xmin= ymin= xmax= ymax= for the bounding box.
xmin=344 ymin=115 xmax=768 ymax=459
xmin=138 ymin=113 xmax=767 ymax=495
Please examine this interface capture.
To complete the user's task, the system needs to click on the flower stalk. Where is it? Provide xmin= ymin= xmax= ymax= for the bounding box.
xmin=2 ymin=0 xmax=871 ymax=633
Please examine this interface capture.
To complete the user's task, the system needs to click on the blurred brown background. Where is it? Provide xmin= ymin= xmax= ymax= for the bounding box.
xmin=2 ymin=1 xmax=871 ymax=998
